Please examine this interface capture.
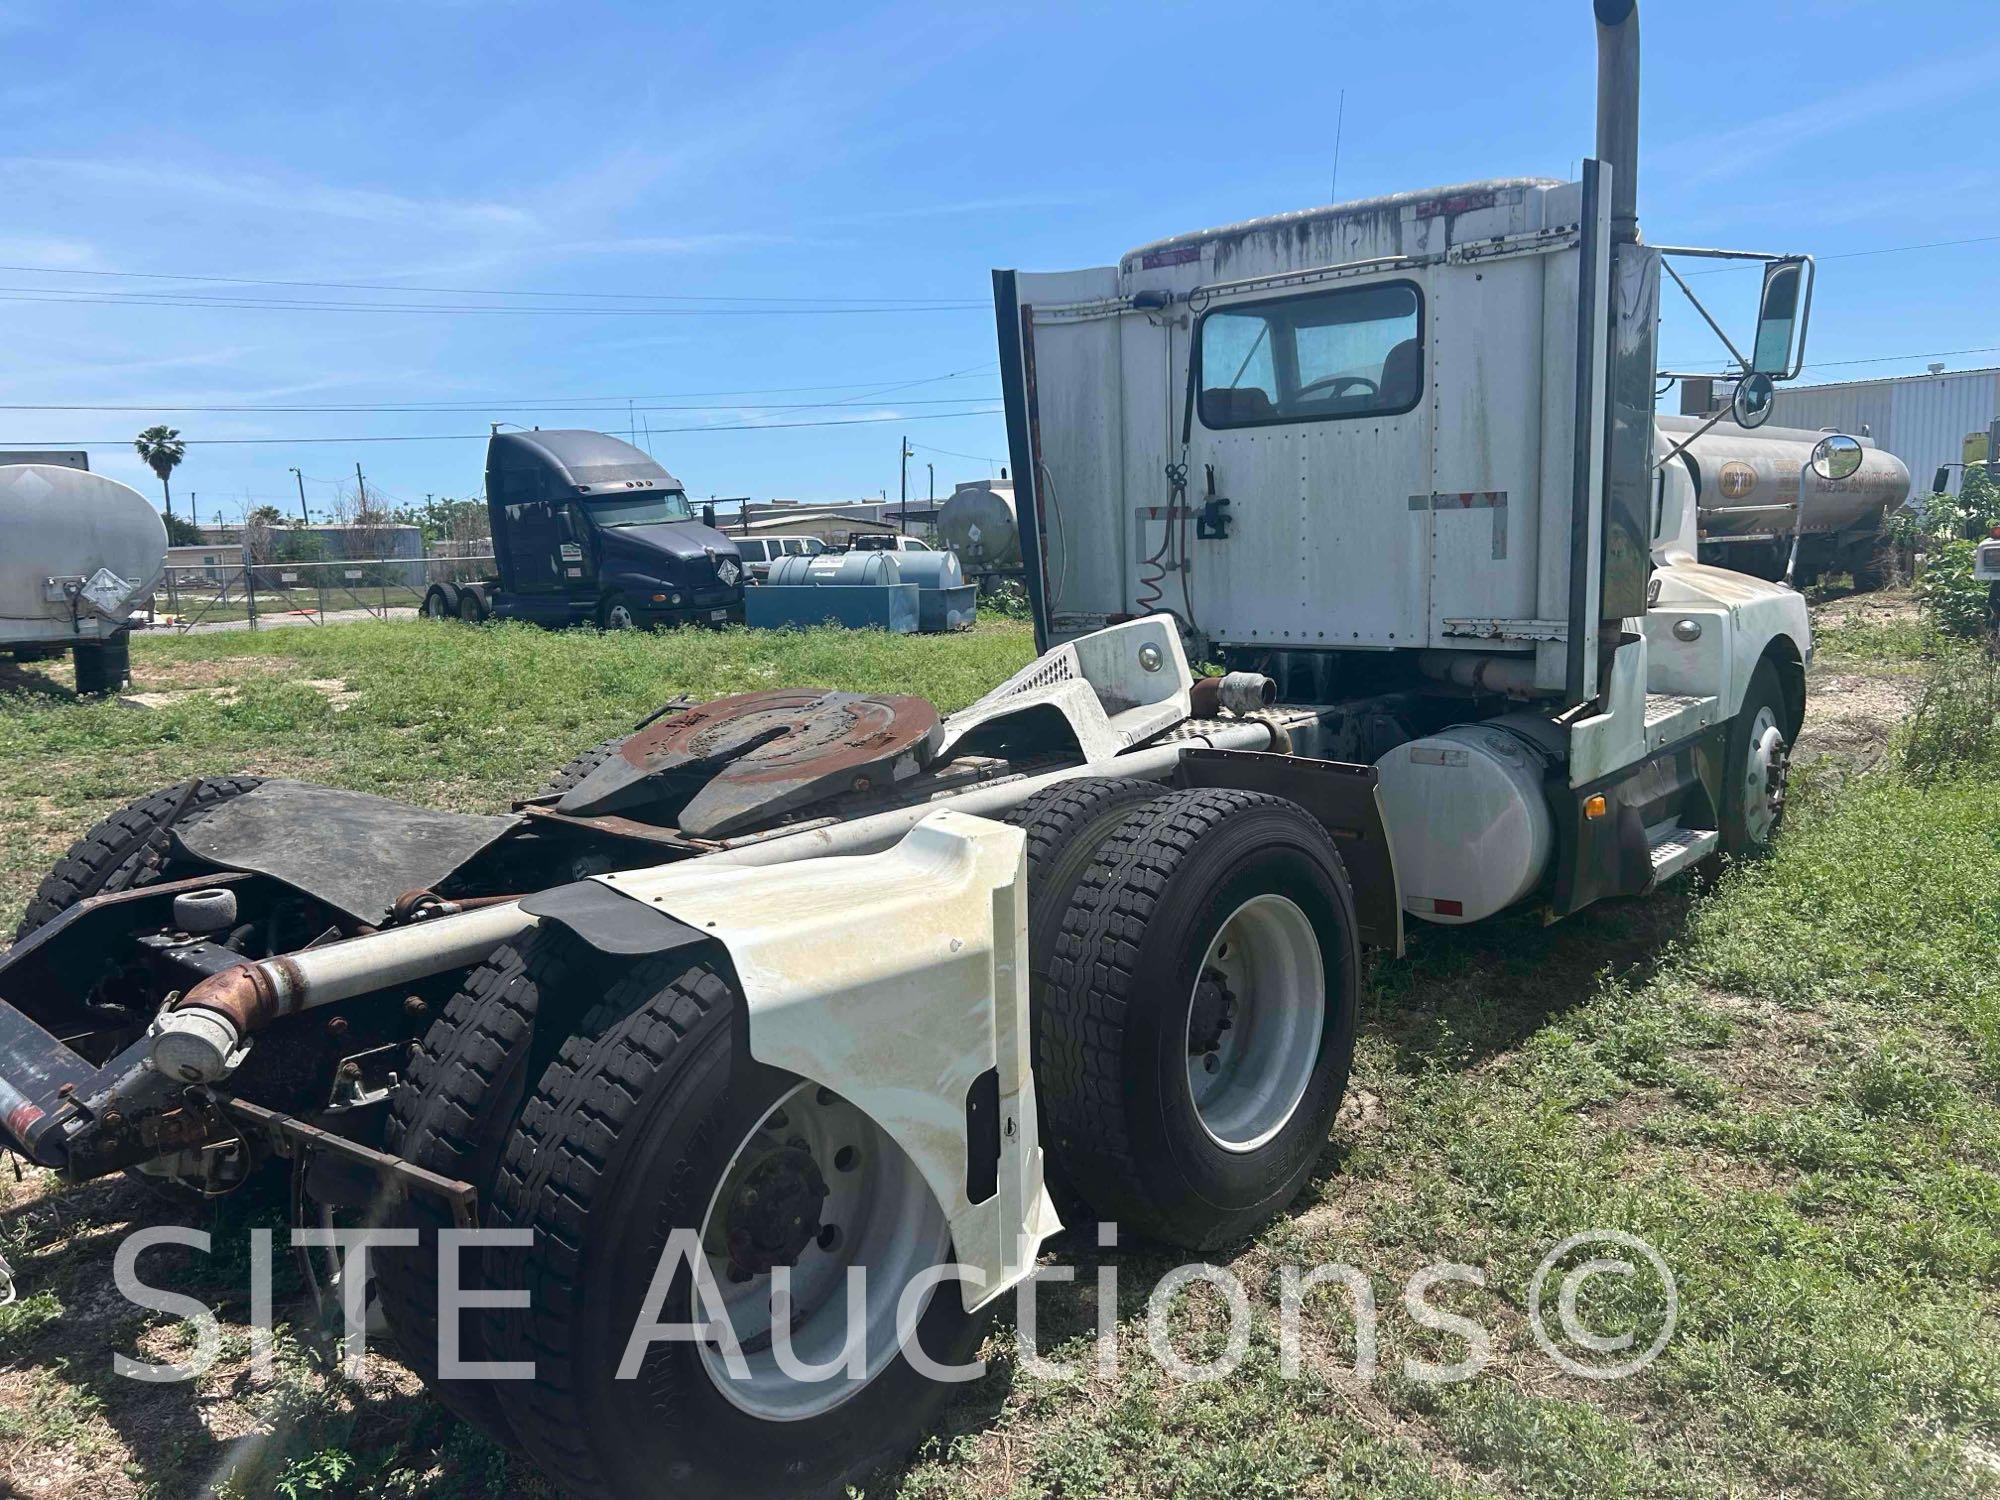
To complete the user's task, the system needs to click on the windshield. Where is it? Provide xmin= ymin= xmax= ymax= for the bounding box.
xmin=584 ymin=490 xmax=694 ymax=528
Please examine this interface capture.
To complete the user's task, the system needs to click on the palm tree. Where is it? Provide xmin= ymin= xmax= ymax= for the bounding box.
xmin=134 ymin=425 xmax=187 ymax=521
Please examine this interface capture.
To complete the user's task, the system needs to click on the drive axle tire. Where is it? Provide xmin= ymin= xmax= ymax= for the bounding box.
xmin=1040 ymin=788 xmax=1359 ymax=1251
xmin=1003 ymin=776 xmax=1169 ymax=1222
xmin=488 ymin=962 xmax=985 ymax=1500
xmin=457 ymin=588 xmax=487 ymax=623
xmin=1720 ymin=658 xmax=1792 ymax=857
xmin=15 ymin=776 xmax=264 ymax=941
xmin=377 ymin=926 xmax=606 ymax=1448
xmin=422 ymin=584 xmax=458 ymax=620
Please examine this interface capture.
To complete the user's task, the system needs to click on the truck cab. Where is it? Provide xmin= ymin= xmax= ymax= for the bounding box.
xmin=481 ymin=429 xmax=744 ymax=628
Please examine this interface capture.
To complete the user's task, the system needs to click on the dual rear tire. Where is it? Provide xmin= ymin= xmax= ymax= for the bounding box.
xmin=1014 ymin=783 xmax=1359 ymax=1250
xmin=377 ymin=778 xmax=1358 ymax=1494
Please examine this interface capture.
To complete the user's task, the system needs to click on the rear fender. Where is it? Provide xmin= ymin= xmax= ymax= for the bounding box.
xmin=575 ymin=810 xmax=1059 ymax=1312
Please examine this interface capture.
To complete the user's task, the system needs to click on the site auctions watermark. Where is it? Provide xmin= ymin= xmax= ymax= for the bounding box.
xmin=109 ymin=1223 xmax=1677 ymax=1390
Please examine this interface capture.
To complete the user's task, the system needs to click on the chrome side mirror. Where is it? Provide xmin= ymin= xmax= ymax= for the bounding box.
xmin=1810 ymin=433 xmax=1864 ymax=482
xmin=1750 ymin=257 xmax=1813 ymax=380
xmin=1732 ymin=372 xmax=1776 ymax=429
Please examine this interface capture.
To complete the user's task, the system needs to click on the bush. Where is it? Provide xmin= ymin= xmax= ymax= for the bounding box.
xmin=1907 ymin=470 xmax=2000 ymax=638
xmin=1897 ymin=647 xmax=2000 ymax=781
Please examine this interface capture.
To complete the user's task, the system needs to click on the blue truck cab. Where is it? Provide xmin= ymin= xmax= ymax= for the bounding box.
xmin=474 ymin=429 xmax=744 ymax=629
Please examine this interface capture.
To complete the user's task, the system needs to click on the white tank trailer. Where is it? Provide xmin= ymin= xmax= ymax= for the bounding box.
xmin=0 ymin=463 xmax=166 ymax=694
xmin=1660 ymin=414 xmax=1911 ymax=586
xmin=936 ymin=478 xmax=1020 ymax=571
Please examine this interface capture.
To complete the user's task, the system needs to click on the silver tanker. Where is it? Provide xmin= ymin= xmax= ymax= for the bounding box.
xmin=1660 ymin=414 xmax=1911 ymax=587
xmin=0 ymin=462 xmax=165 ymax=694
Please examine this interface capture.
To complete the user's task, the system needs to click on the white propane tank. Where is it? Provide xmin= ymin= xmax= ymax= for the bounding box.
xmin=1374 ymin=724 xmax=1553 ymax=925
xmin=936 ymin=480 xmax=1018 ymax=569
xmin=0 ymin=464 xmax=167 ymax=638
xmin=767 ymin=551 xmax=903 ymax=587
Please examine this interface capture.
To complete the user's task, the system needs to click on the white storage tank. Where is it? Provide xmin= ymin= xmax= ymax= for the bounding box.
xmin=0 ymin=463 xmax=166 ymax=693
xmin=936 ymin=480 xmax=1019 ymax=570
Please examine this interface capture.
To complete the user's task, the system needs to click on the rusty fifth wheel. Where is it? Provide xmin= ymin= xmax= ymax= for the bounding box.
xmin=556 ymin=688 xmax=943 ymax=836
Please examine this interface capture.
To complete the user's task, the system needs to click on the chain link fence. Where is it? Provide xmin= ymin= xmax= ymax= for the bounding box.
xmin=144 ymin=545 xmax=494 ymax=633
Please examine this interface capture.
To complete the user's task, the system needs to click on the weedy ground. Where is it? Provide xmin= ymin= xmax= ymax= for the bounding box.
xmin=2 ymin=592 xmax=1996 ymax=1499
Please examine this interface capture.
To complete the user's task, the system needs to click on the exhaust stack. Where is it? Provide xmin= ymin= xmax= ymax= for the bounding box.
xmin=1594 ymin=0 xmax=1640 ymax=243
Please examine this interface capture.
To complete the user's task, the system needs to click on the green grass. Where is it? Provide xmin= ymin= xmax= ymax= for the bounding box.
xmin=2 ymin=616 xmax=1997 ymax=1498
xmin=0 ymin=617 xmax=1036 ymax=931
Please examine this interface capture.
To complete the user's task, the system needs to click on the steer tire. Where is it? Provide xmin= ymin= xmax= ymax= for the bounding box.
xmin=1003 ymin=776 xmax=1170 ymax=1222
xmin=15 ymin=775 xmax=265 ymax=942
xmin=1039 ymin=787 xmax=1359 ymax=1251
xmin=1719 ymin=658 xmax=1792 ymax=858
xmin=377 ymin=926 xmax=608 ymax=1448
xmin=487 ymin=961 xmax=987 ymax=1500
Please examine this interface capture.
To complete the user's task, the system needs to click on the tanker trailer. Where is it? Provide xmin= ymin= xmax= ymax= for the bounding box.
xmin=1661 ymin=413 xmax=1911 ymax=588
xmin=0 ymin=463 xmax=166 ymax=693
xmin=936 ymin=477 xmax=1020 ymax=575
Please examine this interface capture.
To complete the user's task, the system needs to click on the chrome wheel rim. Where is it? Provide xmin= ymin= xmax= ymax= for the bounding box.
xmin=1743 ymin=704 xmax=1788 ymax=846
xmin=695 ymin=1082 xmax=948 ymax=1421
xmin=1185 ymin=893 xmax=1325 ymax=1154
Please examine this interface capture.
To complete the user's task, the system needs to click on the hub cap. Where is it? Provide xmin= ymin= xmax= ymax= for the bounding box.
xmin=1742 ymin=704 xmax=1789 ymax=846
xmin=696 ymin=1083 xmax=948 ymax=1421
xmin=1184 ymin=894 xmax=1325 ymax=1154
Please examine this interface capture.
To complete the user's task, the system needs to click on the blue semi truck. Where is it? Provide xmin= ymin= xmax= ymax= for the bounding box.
xmin=423 ymin=429 xmax=744 ymax=629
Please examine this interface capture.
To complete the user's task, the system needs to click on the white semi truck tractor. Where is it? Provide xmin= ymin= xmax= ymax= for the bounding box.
xmin=0 ymin=458 xmax=165 ymax=694
xmin=0 ymin=4 xmax=1849 ymax=1495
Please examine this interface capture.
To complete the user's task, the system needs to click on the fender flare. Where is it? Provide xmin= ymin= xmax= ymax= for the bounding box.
xmin=529 ymin=811 xmax=1060 ymax=1311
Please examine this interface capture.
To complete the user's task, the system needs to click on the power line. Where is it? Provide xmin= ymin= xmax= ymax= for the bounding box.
xmin=5 ymin=406 xmax=1004 ymax=447
xmin=0 ymin=261 xmax=985 ymax=306
xmin=1664 ymin=343 xmax=2000 ymax=373
xmin=0 ymin=364 xmax=1002 ymax=415
xmin=1681 ymin=232 xmax=2000 ymax=276
xmin=908 ymin=439 xmax=1008 ymax=464
xmin=0 ymin=287 xmax=984 ymax=317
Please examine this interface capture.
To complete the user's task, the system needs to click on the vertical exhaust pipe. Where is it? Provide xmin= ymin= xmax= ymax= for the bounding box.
xmin=1594 ymin=0 xmax=1640 ymax=243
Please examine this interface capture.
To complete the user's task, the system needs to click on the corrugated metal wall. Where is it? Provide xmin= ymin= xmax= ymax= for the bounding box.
xmin=1767 ymin=368 xmax=2000 ymax=493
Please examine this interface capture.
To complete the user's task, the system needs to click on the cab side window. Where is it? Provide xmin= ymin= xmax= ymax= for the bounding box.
xmin=1197 ymin=281 xmax=1423 ymax=429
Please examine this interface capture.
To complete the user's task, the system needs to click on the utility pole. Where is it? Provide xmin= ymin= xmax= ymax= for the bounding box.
xmin=927 ymin=463 xmax=934 ymax=506
xmin=290 ymin=467 xmax=309 ymax=526
xmin=355 ymin=462 xmax=367 ymax=511
xmin=899 ymin=436 xmax=912 ymax=534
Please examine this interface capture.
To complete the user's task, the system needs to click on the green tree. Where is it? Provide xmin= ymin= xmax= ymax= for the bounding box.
xmin=133 ymin=425 xmax=187 ymax=521
xmin=161 ymin=511 xmax=204 ymax=545
xmin=247 ymin=504 xmax=285 ymax=527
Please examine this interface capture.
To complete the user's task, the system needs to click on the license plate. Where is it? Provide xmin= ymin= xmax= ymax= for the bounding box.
xmin=710 ymin=609 xmax=730 ymax=621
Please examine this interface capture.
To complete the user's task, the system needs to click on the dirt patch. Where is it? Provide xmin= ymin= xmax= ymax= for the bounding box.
xmin=1794 ymin=668 xmax=1919 ymax=769
xmin=120 ymin=678 xmax=361 ymax=713
xmin=1812 ymin=586 xmax=1920 ymax=634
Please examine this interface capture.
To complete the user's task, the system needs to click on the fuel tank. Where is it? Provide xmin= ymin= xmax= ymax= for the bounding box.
xmin=1658 ymin=414 xmax=1911 ymax=539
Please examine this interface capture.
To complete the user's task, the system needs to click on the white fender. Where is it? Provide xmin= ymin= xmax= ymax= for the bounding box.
xmin=589 ymin=809 xmax=1061 ymax=1312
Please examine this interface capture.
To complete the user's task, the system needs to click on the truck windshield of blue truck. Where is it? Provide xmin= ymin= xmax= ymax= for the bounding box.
xmin=586 ymin=490 xmax=694 ymax=526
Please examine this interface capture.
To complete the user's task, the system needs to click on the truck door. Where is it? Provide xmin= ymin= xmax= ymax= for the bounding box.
xmin=561 ymin=503 xmax=596 ymax=587
xmin=503 ymin=501 xmax=562 ymax=593
xmin=1184 ymin=276 xmax=1434 ymax=650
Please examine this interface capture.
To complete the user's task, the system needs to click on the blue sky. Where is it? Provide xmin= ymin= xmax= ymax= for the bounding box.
xmin=0 ymin=0 xmax=1994 ymax=521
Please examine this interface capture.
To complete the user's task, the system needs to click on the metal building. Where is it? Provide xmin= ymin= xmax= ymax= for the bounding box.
xmin=1683 ymin=367 xmax=2000 ymax=494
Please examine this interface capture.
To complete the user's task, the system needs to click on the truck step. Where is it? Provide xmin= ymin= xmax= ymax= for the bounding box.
xmin=1642 ymin=692 xmax=1719 ymax=752
xmin=1646 ymin=824 xmax=1718 ymax=887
